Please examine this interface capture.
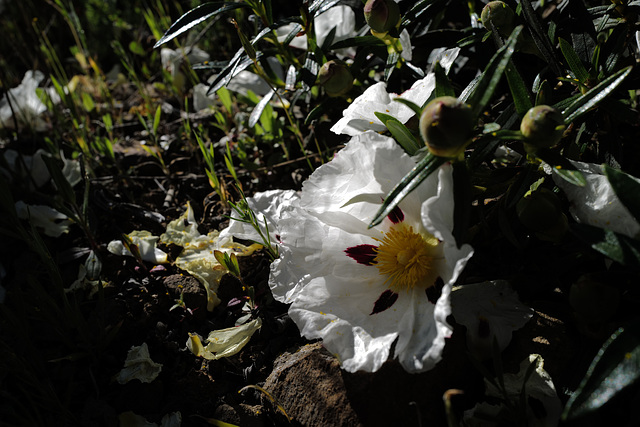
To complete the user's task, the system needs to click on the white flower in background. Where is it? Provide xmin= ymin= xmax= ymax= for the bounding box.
xmin=0 ymin=70 xmax=59 ymax=131
xmin=262 ymin=132 xmax=473 ymax=373
xmin=1 ymin=149 xmax=81 ymax=190
xmin=160 ymin=46 xmax=210 ymax=80
xmin=451 ymin=280 xmax=533 ymax=360
xmin=551 ymin=160 xmax=640 ymax=239
xmin=277 ymin=5 xmax=357 ymax=55
xmin=464 ymin=354 xmax=561 ymax=427
xmin=331 ymin=47 xmax=460 ymax=136
xmin=107 ymin=230 xmax=169 ymax=264
xmin=15 ymin=201 xmax=73 ymax=237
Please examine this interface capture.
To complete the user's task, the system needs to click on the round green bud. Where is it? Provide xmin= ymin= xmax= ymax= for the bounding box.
xmin=520 ymin=105 xmax=565 ymax=151
xmin=481 ymin=1 xmax=516 ymax=36
xmin=364 ymin=0 xmax=401 ymax=34
xmin=419 ymin=96 xmax=475 ymax=158
xmin=318 ymin=60 xmax=353 ymax=97
xmin=516 ymin=188 xmax=568 ymax=241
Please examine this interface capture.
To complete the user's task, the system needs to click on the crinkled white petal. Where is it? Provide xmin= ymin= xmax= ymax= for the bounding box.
xmin=15 ymin=200 xmax=72 ymax=237
xmin=219 ymin=189 xmax=300 ymax=246
xmin=0 ymin=70 xmax=52 ymax=131
xmin=269 ymin=132 xmax=473 ymax=372
xmin=330 ymin=48 xmax=460 ymax=136
xmin=451 ymin=281 xmax=533 ymax=359
xmin=115 ymin=343 xmax=162 ymax=384
xmin=399 ymin=29 xmax=412 ymax=61
xmin=552 ymin=160 xmax=640 ymax=238
xmin=107 ymin=230 xmax=168 ymax=264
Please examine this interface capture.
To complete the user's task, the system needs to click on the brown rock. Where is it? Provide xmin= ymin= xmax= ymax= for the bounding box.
xmin=163 ymin=274 xmax=207 ymax=319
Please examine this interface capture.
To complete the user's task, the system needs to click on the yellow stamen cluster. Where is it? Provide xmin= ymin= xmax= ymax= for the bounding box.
xmin=374 ymin=223 xmax=443 ymax=291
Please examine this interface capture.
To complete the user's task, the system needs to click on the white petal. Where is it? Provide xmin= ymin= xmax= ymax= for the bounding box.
xmin=552 ymin=160 xmax=640 ymax=238
xmin=451 ymin=281 xmax=533 ymax=359
xmin=15 ymin=201 xmax=72 ymax=237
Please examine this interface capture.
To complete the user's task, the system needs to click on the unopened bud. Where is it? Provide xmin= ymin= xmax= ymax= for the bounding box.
xmin=516 ymin=188 xmax=568 ymax=242
xmin=364 ymin=0 xmax=400 ymax=34
xmin=520 ymin=105 xmax=565 ymax=152
xmin=481 ymin=1 xmax=516 ymax=37
xmin=318 ymin=60 xmax=353 ymax=97
xmin=419 ymin=96 xmax=475 ymax=158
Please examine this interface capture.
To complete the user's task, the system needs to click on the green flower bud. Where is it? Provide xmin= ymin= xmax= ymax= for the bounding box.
xmin=419 ymin=96 xmax=475 ymax=158
xmin=481 ymin=1 xmax=516 ymax=37
xmin=520 ymin=105 xmax=565 ymax=152
xmin=516 ymin=188 xmax=568 ymax=242
xmin=318 ymin=60 xmax=353 ymax=97
xmin=364 ymin=0 xmax=400 ymax=34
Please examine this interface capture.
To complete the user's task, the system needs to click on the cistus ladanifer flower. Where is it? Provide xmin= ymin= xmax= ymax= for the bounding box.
xmin=481 ymin=1 xmax=516 ymax=37
xmin=318 ymin=60 xmax=353 ymax=97
xmin=419 ymin=96 xmax=475 ymax=158
xmin=364 ymin=0 xmax=400 ymax=34
xmin=516 ymin=188 xmax=568 ymax=242
xmin=520 ymin=105 xmax=565 ymax=152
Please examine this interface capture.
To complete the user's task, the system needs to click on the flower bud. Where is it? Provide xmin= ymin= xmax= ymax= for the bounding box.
xmin=516 ymin=188 xmax=568 ymax=242
xmin=481 ymin=1 xmax=516 ymax=37
xmin=364 ymin=0 xmax=401 ymax=34
xmin=520 ymin=105 xmax=565 ymax=151
xmin=318 ymin=60 xmax=353 ymax=97
xmin=419 ymin=96 xmax=475 ymax=158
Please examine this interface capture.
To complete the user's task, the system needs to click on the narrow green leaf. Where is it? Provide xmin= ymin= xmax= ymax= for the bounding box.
xmin=559 ymin=37 xmax=591 ymax=83
xmin=434 ymin=62 xmax=455 ymax=98
xmin=249 ymin=89 xmax=275 ymax=128
xmin=310 ymin=0 xmax=341 ymax=16
xmin=465 ymin=26 xmax=522 ymax=119
xmin=153 ymin=105 xmax=161 ymax=136
xmin=518 ymin=0 xmax=563 ymax=76
xmin=393 ymin=98 xmax=423 ymax=116
xmin=604 ymin=165 xmax=640 ymax=223
xmin=368 ymin=154 xmax=447 ymax=228
xmin=385 ymin=50 xmax=401 ymax=82
xmin=330 ymin=36 xmax=386 ymax=50
xmin=154 ymin=3 xmax=247 ymax=48
xmin=562 ymin=66 xmax=632 ymax=123
xmin=571 ymin=224 xmax=640 ymax=266
xmin=535 ymin=149 xmax=586 ymax=187
xmin=504 ymin=59 xmax=533 ymax=115
xmin=374 ymin=112 xmax=421 ymax=155
xmin=562 ymin=322 xmax=640 ymax=420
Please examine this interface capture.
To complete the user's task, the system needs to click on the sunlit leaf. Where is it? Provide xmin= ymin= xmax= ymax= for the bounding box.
xmin=249 ymin=89 xmax=275 ymax=128
xmin=559 ymin=37 xmax=590 ymax=83
xmin=562 ymin=321 xmax=640 ymax=420
xmin=535 ymin=149 xmax=586 ymax=187
xmin=369 ymin=153 xmax=447 ymax=228
xmin=374 ymin=112 xmax=421 ymax=155
xmin=562 ymin=66 xmax=632 ymax=123
xmin=154 ymin=2 xmax=248 ymax=48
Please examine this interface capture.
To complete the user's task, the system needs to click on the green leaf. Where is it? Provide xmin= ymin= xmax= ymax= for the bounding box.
xmin=604 ymin=165 xmax=640 ymax=222
xmin=248 ymin=89 xmax=275 ymax=128
xmin=518 ymin=0 xmax=563 ymax=76
xmin=329 ymin=36 xmax=385 ymax=50
xmin=393 ymin=98 xmax=423 ymax=116
xmin=385 ymin=50 xmax=401 ymax=82
xmin=368 ymin=154 xmax=447 ymax=228
xmin=434 ymin=62 xmax=455 ymax=98
xmin=562 ymin=66 xmax=632 ymax=123
xmin=152 ymin=104 xmax=161 ymax=136
xmin=559 ymin=37 xmax=591 ymax=83
xmin=154 ymin=2 xmax=248 ymax=48
xmin=374 ymin=112 xmax=421 ymax=155
xmin=463 ymin=26 xmax=522 ymax=119
xmin=535 ymin=149 xmax=587 ymax=187
xmin=562 ymin=322 xmax=640 ymax=420
xmin=504 ymin=59 xmax=533 ymax=115
xmin=572 ymin=224 xmax=640 ymax=267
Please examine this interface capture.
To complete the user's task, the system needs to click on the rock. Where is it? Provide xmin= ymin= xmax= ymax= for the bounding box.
xmin=163 ymin=274 xmax=207 ymax=319
xmin=263 ymin=342 xmax=362 ymax=427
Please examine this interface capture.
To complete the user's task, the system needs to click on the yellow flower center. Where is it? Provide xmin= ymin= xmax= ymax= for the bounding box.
xmin=374 ymin=223 xmax=443 ymax=292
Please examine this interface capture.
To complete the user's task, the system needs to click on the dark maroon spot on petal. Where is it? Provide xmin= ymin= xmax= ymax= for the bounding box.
xmin=345 ymin=244 xmax=378 ymax=265
xmin=477 ymin=316 xmax=490 ymax=338
xmin=275 ymin=234 xmax=281 ymax=242
xmin=387 ymin=204 xmax=404 ymax=224
xmin=425 ymin=277 xmax=445 ymax=304
xmin=370 ymin=290 xmax=399 ymax=315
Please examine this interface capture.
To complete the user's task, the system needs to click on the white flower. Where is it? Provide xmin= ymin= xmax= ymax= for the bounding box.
xmin=107 ymin=230 xmax=168 ymax=264
xmin=330 ymin=48 xmax=460 ymax=136
xmin=551 ymin=160 xmax=640 ymax=239
xmin=451 ymin=280 xmax=533 ymax=359
xmin=0 ymin=70 xmax=59 ymax=131
xmin=267 ymin=131 xmax=473 ymax=373
xmin=464 ymin=354 xmax=561 ymax=427
xmin=15 ymin=201 xmax=73 ymax=237
xmin=160 ymin=46 xmax=209 ymax=80
xmin=277 ymin=5 xmax=357 ymax=54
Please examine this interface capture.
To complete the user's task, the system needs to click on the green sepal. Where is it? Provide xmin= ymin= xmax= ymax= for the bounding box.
xmin=374 ymin=112 xmax=421 ymax=155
